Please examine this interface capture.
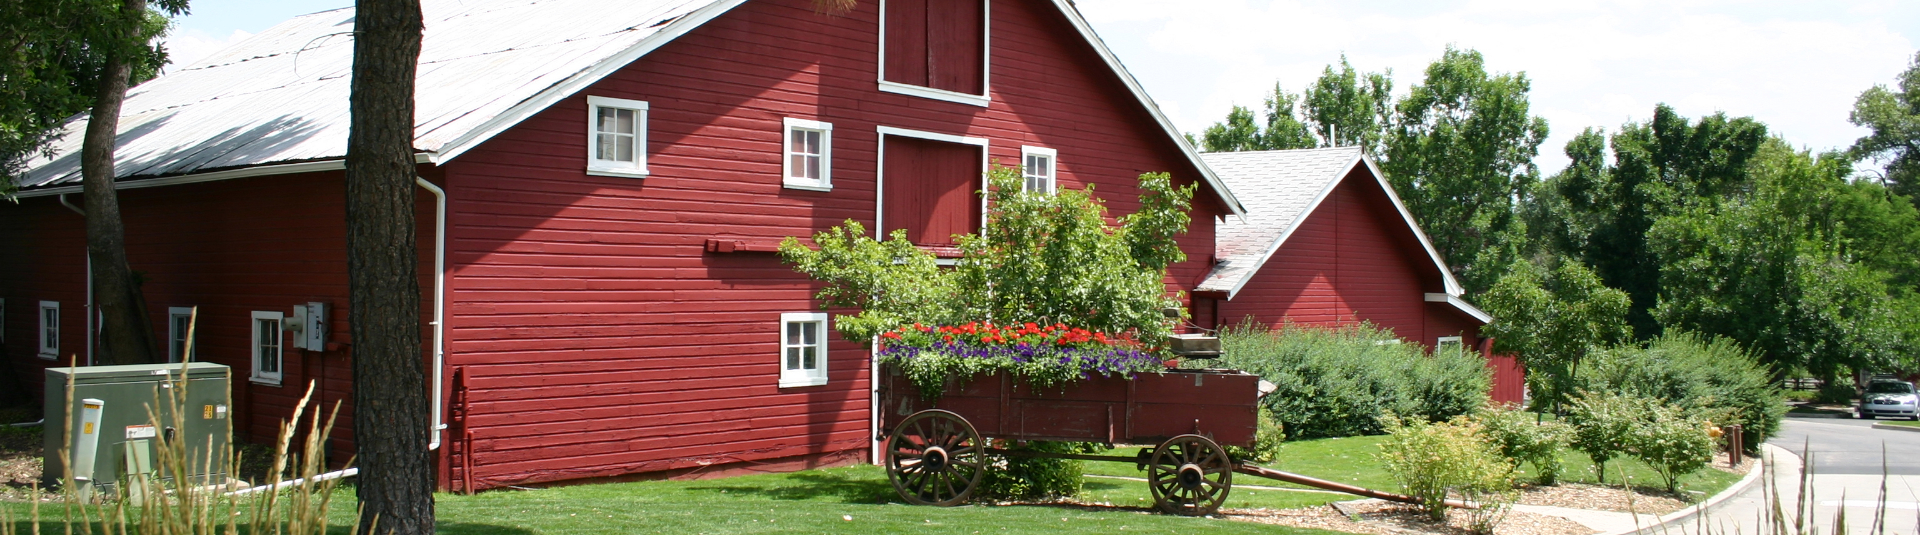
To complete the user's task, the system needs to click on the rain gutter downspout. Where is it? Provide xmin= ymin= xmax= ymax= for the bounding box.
xmin=415 ymin=177 xmax=448 ymax=451
xmin=61 ymin=194 xmax=92 ymax=365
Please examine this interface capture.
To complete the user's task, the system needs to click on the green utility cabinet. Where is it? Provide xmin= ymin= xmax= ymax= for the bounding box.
xmin=44 ymin=363 xmax=231 ymax=491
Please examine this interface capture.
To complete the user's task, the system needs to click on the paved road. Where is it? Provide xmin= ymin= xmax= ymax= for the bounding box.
xmin=1645 ymin=417 xmax=1920 ymax=535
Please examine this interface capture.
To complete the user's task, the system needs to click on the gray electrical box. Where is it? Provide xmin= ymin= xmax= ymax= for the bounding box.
xmin=44 ymin=363 xmax=231 ymax=492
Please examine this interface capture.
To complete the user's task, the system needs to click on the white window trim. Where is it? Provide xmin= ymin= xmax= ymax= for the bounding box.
xmin=1436 ymin=336 xmax=1464 ymax=355
xmin=780 ymin=312 xmax=830 ymax=388
xmin=37 ymin=301 xmax=58 ymax=359
xmin=167 ymin=307 xmax=195 ymax=364
xmin=585 ymin=95 xmax=650 ymax=178
xmin=1020 ymin=145 xmax=1057 ymax=194
xmin=251 ymin=311 xmax=285 ymax=386
xmin=873 ymin=126 xmax=991 ymax=244
xmin=782 ymin=118 xmax=834 ymax=191
xmin=875 ymin=0 xmax=992 ymax=107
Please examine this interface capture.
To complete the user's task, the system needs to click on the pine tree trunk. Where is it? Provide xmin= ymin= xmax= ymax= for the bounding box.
xmin=346 ymin=0 xmax=433 ymax=533
xmin=81 ymin=0 xmax=162 ymax=366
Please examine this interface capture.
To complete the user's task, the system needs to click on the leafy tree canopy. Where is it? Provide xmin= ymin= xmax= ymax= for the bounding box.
xmin=1380 ymin=46 xmax=1549 ymax=295
xmin=1479 ymin=257 xmax=1630 ymax=411
xmin=0 ymin=0 xmax=184 ymax=196
xmin=1198 ymin=55 xmax=1389 ymax=154
xmin=782 ymin=168 xmax=1194 ymax=346
xmin=1850 ymin=51 xmax=1920 ymax=203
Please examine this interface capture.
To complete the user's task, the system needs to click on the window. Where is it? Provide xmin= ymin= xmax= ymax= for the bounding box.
xmin=879 ymin=0 xmax=989 ymax=106
xmin=780 ymin=312 xmax=829 ymax=388
xmin=783 ymin=118 xmax=833 ymax=191
xmin=586 ymin=96 xmax=649 ymax=178
xmin=38 ymin=301 xmax=58 ymax=359
xmin=168 ymin=307 xmax=196 ymax=363
xmin=1436 ymin=336 xmax=1464 ymax=356
xmin=251 ymin=311 xmax=284 ymax=385
xmin=1021 ymin=146 xmax=1056 ymax=194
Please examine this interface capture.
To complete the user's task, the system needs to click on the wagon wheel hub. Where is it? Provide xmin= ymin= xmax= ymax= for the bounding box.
xmin=921 ymin=446 xmax=949 ymax=471
xmin=1176 ymin=464 xmax=1205 ymax=489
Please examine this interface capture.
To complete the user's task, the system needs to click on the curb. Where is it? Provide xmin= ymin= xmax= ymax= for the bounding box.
xmin=1871 ymin=422 xmax=1920 ymax=433
xmin=1609 ymin=442 xmax=1784 ymax=535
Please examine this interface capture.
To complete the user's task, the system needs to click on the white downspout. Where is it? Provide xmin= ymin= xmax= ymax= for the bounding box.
xmin=415 ymin=177 xmax=448 ymax=451
xmin=62 ymin=195 xmax=92 ymax=366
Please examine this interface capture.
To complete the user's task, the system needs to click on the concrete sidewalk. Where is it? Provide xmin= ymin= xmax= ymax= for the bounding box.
xmin=1632 ymin=443 xmax=1920 ymax=535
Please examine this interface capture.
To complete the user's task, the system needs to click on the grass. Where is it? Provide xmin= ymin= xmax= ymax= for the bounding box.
xmin=3 ymin=465 xmax=1342 ymax=535
xmin=1088 ymin=434 xmax=1746 ymax=502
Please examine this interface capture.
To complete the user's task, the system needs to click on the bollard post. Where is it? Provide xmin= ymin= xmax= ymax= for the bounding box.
xmin=1726 ymin=424 xmax=1743 ymax=467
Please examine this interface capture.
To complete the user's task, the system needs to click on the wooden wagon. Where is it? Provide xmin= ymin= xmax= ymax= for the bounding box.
xmin=878 ymin=366 xmax=1261 ymax=515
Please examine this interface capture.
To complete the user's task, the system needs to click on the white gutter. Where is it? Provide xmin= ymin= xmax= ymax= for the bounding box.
xmin=13 ymin=154 xmax=434 ymax=199
xmin=415 ymin=177 xmax=448 ymax=451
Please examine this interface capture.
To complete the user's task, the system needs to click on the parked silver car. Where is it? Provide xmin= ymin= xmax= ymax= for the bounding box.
xmin=1858 ymin=379 xmax=1920 ymax=420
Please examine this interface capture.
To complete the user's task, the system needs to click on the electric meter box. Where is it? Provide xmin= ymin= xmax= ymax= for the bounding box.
xmin=43 ymin=363 xmax=231 ymax=491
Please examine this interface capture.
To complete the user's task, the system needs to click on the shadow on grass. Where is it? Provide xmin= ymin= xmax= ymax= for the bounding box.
xmin=685 ymin=471 xmax=896 ymax=504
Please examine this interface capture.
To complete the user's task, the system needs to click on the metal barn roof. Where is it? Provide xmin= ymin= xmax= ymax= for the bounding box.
xmin=13 ymin=0 xmax=1244 ymax=215
xmin=17 ymin=0 xmax=737 ymax=190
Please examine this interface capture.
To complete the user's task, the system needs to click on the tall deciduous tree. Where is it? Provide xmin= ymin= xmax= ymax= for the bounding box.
xmin=1850 ymin=51 xmax=1920 ymax=203
xmin=346 ymin=0 xmax=433 ymax=532
xmin=1650 ymin=141 xmax=1913 ymax=378
xmin=1479 ymin=258 xmax=1631 ymax=412
xmin=1199 ymin=86 xmax=1315 ymax=153
xmin=81 ymin=0 xmax=184 ymax=365
xmin=1545 ymin=106 xmax=1766 ymax=337
xmin=1301 ymin=55 xmax=1392 ymax=154
xmin=1380 ymin=46 xmax=1549 ymax=295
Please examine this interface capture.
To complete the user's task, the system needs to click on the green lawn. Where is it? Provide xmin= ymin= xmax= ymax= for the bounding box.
xmin=3 ymin=465 xmax=1339 ymax=535
xmin=1087 ymin=434 xmax=1746 ymax=501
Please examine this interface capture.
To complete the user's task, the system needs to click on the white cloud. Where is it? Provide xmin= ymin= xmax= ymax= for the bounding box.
xmin=1077 ymin=0 xmax=1917 ymax=173
xmin=158 ymin=28 xmax=254 ymax=71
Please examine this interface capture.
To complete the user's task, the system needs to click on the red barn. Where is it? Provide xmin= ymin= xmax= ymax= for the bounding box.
xmin=0 ymin=0 xmax=1247 ymax=490
xmin=1188 ymin=148 xmax=1524 ymax=404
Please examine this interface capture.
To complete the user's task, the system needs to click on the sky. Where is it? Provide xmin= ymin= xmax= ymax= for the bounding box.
xmin=159 ymin=0 xmax=1919 ymax=174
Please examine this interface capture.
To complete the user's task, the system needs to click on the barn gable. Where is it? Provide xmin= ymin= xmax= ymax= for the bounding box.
xmin=1196 ymin=147 xmax=1484 ymax=322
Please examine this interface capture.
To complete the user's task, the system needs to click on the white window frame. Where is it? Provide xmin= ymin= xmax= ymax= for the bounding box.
xmin=779 ymin=312 xmax=830 ymax=388
xmin=37 ymin=301 xmax=58 ymax=359
xmin=1020 ymin=146 xmax=1057 ymax=194
xmin=167 ymin=307 xmax=196 ymax=364
xmin=585 ymin=96 xmax=650 ymax=178
xmin=875 ymin=0 xmax=993 ymax=107
xmin=251 ymin=311 xmax=285 ymax=386
xmin=1436 ymin=336 xmax=1464 ymax=355
xmin=782 ymin=118 xmax=834 ymax=191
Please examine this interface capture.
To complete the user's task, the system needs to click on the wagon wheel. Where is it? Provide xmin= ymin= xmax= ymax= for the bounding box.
xmin=1146 ymin=434 xmax=1233 ymax=516
xmin=885 ymin=409 xmax=986 ymax=506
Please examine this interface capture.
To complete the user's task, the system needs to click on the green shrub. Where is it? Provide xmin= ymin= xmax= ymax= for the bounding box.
xmin=1565 ymin=390 xmax=1644 ymax=483
xmin=1475 ymin=406 xmax=1571 ymax=485
xmin=1217 ymin=322 xmax=1490 ymax=439
xmin=1629 ymin=404 xmax=1716 ymax=493
xmin=1578 ymin=332 xmax=1785 ymax=452
xmin=1226 ymin=407 xmax=1287 ymax=463
xmin=1377 ymin=415 xmax=1516 ymax=526
xmin=978 ymin=441 xmax=1099 ymax=500
xmin=1814 ymin=380 xmax=1856 ymax=404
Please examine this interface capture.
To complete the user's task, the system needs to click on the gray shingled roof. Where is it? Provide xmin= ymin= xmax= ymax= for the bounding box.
xmin=1196 ymin=147 xmax=1466 ymax=303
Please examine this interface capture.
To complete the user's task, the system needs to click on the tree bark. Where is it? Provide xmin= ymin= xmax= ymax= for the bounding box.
xmin=81 ymin=0 xmax=162 ymax=366
xmin=347 ymin=0 xmax=432 ymax=533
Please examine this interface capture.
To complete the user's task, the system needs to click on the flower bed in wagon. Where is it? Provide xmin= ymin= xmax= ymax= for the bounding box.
xmin=877 ymin=322 xmax=1167 ymax=400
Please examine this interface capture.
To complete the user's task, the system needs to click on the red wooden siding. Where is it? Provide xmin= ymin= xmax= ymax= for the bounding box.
xmin=884 ymin=0 xmax=986 ymax=94
xmin=883 ymin=135 xmax=981 ymax=246
xmin=1220 ymin=169 xmax=1436 ymax=341
xmin=0 ymin=171 xmax=440 ymax=462
xmin=437 ymin=0 xmax=1223 ymax=489
xmin=1486 ymin=350 xmax=1526 ymax=404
